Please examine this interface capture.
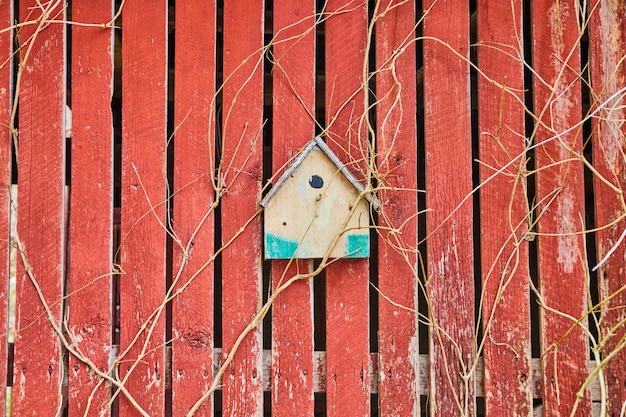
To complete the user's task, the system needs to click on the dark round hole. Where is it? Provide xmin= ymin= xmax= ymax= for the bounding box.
xmin=309 ymin=175 xmax=324 ymax=189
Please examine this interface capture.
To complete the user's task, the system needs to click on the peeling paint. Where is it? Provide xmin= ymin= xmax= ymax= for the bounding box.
xmin=556 ymin=193 xmax=577 ymax=273
xmin=145 ymin=366 xmax=162 ymax=390
xmin=548 ymin=2 xmax=577 ymax=141
xmin=597 ymin=2 xmax=626 ymax=170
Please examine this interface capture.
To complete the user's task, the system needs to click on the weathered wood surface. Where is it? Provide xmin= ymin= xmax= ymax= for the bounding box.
xmin=2 ymin=2 xmax=624 ymax=416
xmin=210 ymin=349 xmax=605 ymax=400
xmin=422 ymin=0 xmax=475 ymax=415
xmin=119 ymin=0 xmax=168 ymax=415
xmin=270 ymin=0 xmax=316 ymax=413
xmin=263 ymin=142 xmax=371 ymax=259
xmin=325 ymin=1 xmax=371 ymax=416
xmin=68 ymin=2 xmax=114 ymax=416
xmin=171 ymin=1 xmax=216 ymax=416
xmin=375 ymin=0 xmax=420 ymax=415
xmin=0 ymin=0 xmax=11 ymax=412
xmin=220 ymin=0 xmax=265 ymax=415
xmin=12 ymin=1 xmax=66 ymax=415
xmin=589 ymin=1 xmax=626 ymax=414
xmin=531 ymin=0 xmax=590 ymax=414
xmin=477 ymin=2 xmax=532 ymax=416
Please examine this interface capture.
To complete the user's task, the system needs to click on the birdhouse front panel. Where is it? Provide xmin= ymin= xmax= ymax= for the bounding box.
xmin=263 ymin=147 xmax=371 ymax=259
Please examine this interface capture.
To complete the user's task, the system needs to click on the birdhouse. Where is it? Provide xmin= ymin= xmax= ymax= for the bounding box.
xmin=260 ymin=137 xmax=379 ymax=259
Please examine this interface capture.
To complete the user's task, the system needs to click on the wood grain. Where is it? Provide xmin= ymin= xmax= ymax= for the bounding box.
xmin=589 ymin=1 xmax=626 ymax=414
xmin=532 ymin=0 xmax=590 ymax=414
xmin=221 ymin=0 xmax=265 ymax=415
xmin=119 ymin=1 xmax=168 ymax=415
xmin=12 ymin=1 xmax=65 ymax=414
xmin=0 ymin=0 xmax=11 ymax=412
xmin=477 ymin=2 xmax=532 ymax=416
xmin=375 ymin=0 xmax=420 ymax=415
xmin=271 ymin=1 xmax=316 ymax=413
xmin=171 ymin=0 xmax=216 ymax=415
xmin=68 ymin=1 xmax=114 ymax=416
xmin=325 ymin=1 xmax=371 ymax=416
xmin=422 ymin=0 xmax=476 ymax=415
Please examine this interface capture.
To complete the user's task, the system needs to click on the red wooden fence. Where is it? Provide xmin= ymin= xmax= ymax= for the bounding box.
xmin=1 ymin=1 xmax=625 ymax=416
xmin=423 ymin=1 xmax=475 ymax=414
xmin=532 ymin=1 xmax=590 ymax=415
xmin=376 ymin=0 xmax=419 ymax=415
xmin=172 ymin=1 xmax=215 ymax=416
xmin=0 ymin=1 xmax=10 ymax=414
xmin=69 ymin=2 xmax=114 ymax=415
xmin=590 ymin=2 xmax=626 ymax=416
xmin=13 ymin=1 xmax=65 ymax=415
xmin=477 ymin=2 xmax=531 ymax=416
xmin=271 ymin=0 xmax=316 ymax=415
xmin=325 ymin=2 xmax=371 ymax=416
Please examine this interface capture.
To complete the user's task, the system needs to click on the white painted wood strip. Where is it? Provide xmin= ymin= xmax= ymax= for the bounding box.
xmin=205 ymin=349 xmax=602 ymax=401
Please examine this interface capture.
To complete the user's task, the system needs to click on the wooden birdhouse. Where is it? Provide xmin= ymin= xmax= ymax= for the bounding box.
xmin=261 ymin=137 xmax=379 ymax=259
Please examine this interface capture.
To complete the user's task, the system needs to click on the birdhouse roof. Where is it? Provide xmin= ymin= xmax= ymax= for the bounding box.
xmin=260 ymin=136 xmax=380 ymax=211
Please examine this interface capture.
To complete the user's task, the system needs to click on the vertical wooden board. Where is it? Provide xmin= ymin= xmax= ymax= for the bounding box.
xmin=531 ymin=0 xmax=590 ymax=414
xmin=588 ymin=1 xmax=626 ymax=414
xmin=422 ymin=0 xmax=475 ymax=415
xmin=325 ymin=1 xmax=370 ymax=416
xmin=68 ymin=2 xmax=114 ymax=416
xmin=375 ymin=0 xmax=419 ymax=415
xmin=271 ymin=0 xmax=316 ymax=415
xmin=119 ymin=0 xmax=168 ymax=415
xmin=171 ymin=1 xmax=216 ymax=416
xmin=477 ymin=2 xmax=532 ymax=416
xmin=221 ymin=0 xmax=264 ymax=416
xmin=0 ymin=0 xmax=10 ymax=412
xmin=12 ymin=1 xmax=65 ymax=415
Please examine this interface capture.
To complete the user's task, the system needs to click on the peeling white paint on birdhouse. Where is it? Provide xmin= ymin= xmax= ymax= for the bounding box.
xmin=260 ymin=137 xmax=379 ymax=259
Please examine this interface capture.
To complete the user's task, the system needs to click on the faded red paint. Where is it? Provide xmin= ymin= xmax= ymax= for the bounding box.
xmin=12 ymin=1 xmax=65 ymax=415
xmin=477 ymin=2 xmax=533 ymax=416
xmin=0 ymin=0 xmax=10 ymax=411
xmin=375 ymin=0 xmax=420 ymax=415
xmin=67 ymin=1 xmax=114 ymax=416
xmin=325 ymin=1 xmax=371 ymax=416
xmin=171 ymin=1 xmax=216 ymax=416
xmin=532 ymin=0 xmax=591 ymax=415
xmin=221 ymin=0 xmax=265 ymax=416
xmin=271 ymin=0 xmax=316 ymax=414
xmin=119 ymin=1 xmax=168 ymax=416
xmin=589 ymin=0 xmax=626 ymax=414
xmin=3 ymin=2 xmax=621 ymax=414
xmin=423 ymin=0 xmax=476 ymax=415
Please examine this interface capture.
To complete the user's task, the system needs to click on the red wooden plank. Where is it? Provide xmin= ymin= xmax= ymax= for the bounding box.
xmin=119 ymin=1 xmax=168 ymax=415
xmin=531 ymin=0 xmax=590 ymax=414
xmin=171 ymin=1 xmax=216 ymax=416
xmin=221 ymin=0 xmax=264 ymax=415
xmin=68 ymin=2 xmax=114 ymax=416
xmin=325 ymin=1 xmax=370 ymax=416
xmin=477 ymin=2 xmax=532 ymax=416
xmin=589 ymin=1 xmax=626 ymax=414
xmin=0 ymin=1 xmax=11 ymax=412
xmin=271 ymin=0 xmax=316 ymax=415
xmin=375 ymin=0 xmax=419 ymax=415
xmin=422 ymin=1 xmax=475 ymax=415
xmin=12 ymin=1 xmax=65 ymax=415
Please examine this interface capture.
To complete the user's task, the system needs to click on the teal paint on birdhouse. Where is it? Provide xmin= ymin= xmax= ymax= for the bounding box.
xmin=260 ymin=137 xmax=379 ymax=260
xmin=265 ymin=233 xmax=299 ymax=259
xmin=346 ymin=233 xmax=370 ymax=258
